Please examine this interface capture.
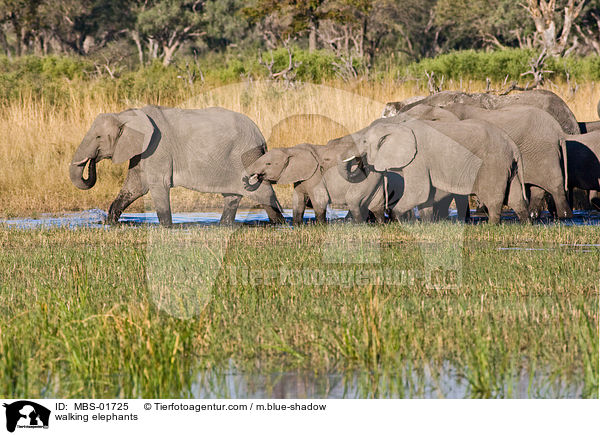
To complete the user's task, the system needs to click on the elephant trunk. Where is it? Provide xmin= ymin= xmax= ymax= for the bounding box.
xmin=337 ymin=154 xmax=367 ymax=183
xmin=70 ymin=128 xmax=99 ymax=190
xmin=242 ymin=160 xmax=264 ymax=192
xmin=69 ymin=158 xmax=97 ymax=190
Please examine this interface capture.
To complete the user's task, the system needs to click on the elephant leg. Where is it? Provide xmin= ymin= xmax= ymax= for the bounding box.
xmin=479 ymin=195 xmax=503 ymax=224
xmin=246 ymin=182 xmax=285 ymax=224
xmin=369 ymin=207 xmax=386 ymax=224
xmin=107 ymin=164 xmax=148 ymax=224
xmin=474 ymin=179 xmax=504 ymax=224
xmin=418 ymin=206 xmax=434 ymax=222
xmin=308 ymin=183 xmax=329 ymax=224
xmin=567 ymin=188 xmax=574 ymax=210
xmin=149 ymin=184 xmax=172 ymax=227
xmin=390 ymin=183 xmax=430 ymax=218
xmin=589 ymin=190 xmax=600 ymax=211
xmin=309 ymin=198 xmax=328 ymax=224
xmin=292 ymin=189 xmax=307 ymax=226
xmin=313 ymin=206 xmax=327 ymax=224
xmin=432 ymin=195 xmax=453 ymax=220
xmin=348 ymin=202 xmax=368 ymax=223
xmin=263 ymin=205 xmax=285 ymax=224
xmin=528 ymin=186 xmax=546 ymax=219
xmin=507 ymin=177 xmax=531 ymax=223
xmin=546 ymin=184 xmax=573 ymax=219
xmin=390 ymin=208 xmax=414 ymax=221
xmin=220 ymin=194 xmax=241 ymax=225
xmin=455 ymin=195 xmax=470 ymax=222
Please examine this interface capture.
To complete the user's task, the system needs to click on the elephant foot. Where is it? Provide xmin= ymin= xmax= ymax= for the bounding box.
xmin=106 ymin=208 xmax=122 ymax=225
xmin=528 ymin=208 xmax=541 ymax=220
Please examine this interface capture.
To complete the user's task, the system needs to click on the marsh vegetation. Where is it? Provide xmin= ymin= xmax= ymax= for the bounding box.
xmin=0 ymin=224 xmax=597 ymax=398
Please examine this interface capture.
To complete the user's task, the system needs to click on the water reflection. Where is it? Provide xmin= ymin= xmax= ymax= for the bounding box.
xmin=190 ymin=362 xmax=584 ymax=399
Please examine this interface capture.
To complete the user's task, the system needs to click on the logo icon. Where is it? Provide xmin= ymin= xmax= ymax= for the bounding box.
xmin=3 ymin=401 xmax=50 ymax=432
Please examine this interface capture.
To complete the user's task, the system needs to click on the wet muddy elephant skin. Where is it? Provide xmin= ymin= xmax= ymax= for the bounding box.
xmin=69 ymin=106 xmax=285 ymax=226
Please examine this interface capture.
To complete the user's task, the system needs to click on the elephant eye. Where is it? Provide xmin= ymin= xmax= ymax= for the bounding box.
xmin=266 ymin=162 xmax=271 ymax=166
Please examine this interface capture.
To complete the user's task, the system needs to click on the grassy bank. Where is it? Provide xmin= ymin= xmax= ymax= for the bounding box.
xmin=1 ymin=77 xmax=599 ymax=217
xmin=0 ymin=223 xmax=597 ymax=398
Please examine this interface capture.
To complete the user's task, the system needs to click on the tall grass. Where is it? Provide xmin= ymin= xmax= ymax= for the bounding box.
xmin=0 ymin=77 xmax=599 ymax=217
xmin=0 ymin=224 xmax=597 ymax=398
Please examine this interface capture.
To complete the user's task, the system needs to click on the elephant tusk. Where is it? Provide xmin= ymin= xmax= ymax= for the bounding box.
xmin=248 ymin=174 xmax=260 ymax=185
xmin=71 ymin=158 xmax=90 ymax=166
xmin=342 ymin=155 xmax=357 ymax=162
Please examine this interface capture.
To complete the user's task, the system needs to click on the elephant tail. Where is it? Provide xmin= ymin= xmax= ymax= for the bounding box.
xmin=514 ymin=149 xmax=527 ymax=201
xmin=560 ymin=137 xmax=568 ymax=193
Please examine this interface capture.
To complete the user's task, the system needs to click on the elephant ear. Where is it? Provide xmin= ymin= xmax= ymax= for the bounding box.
xmin=113 ymin=109 xmax=154 ymax=164
xmin=278 ymin=148 xmax=319 ymax=185
xmin=370 ymin=125 xmax=417 ymax=172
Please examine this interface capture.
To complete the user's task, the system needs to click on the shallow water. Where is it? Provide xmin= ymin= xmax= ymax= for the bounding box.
xmin=191 ymin=364 xmax=584 ymax=399
xmin=1 ymin=208 xmax=599 ymax=229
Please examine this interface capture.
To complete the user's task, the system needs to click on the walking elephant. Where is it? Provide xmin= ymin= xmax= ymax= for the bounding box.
xmin=436 ymin=103 xmax=572 ymax=219
xmin=564 ymin=131 xmax=600 ymax=210
xmin=338 ymin=117 xmax=529 ymax=224
xmin=69 ymin=105 xmax=285 ymax=226
xmin=243 ymin=140 xmax=402 ymax=224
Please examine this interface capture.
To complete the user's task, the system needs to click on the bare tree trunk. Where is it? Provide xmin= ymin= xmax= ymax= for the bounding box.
xmin=131 ymin=30 xmax=144 ymax=65
xmin=10 ymin=16 xmax=22 ymax=56
xmin=0 ymin=29 xmax=10 ymax=57
xmin=575 ymin=11 xmax=600 ymax=55
xmin=308 ymin=22 xmax=317 ymax=52
xmin=524 ymin=0 xmax=586 ymax=56
xmin=162 ymin=41 xmax=180 ymax=66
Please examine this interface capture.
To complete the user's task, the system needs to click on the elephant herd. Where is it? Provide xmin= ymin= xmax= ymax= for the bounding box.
xmin=69 ymin=89 xmax=600 ymax=226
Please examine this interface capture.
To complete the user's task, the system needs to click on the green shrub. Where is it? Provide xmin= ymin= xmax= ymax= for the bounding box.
xmin=406 ymin=49 xmax=600 ymax=82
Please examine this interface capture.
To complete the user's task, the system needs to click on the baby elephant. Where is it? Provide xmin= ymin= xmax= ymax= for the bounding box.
xmin=243 ymin=141 xmax=399 ymax=224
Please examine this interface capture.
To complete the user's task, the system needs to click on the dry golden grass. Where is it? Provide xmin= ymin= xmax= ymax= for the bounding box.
xmin=0 ymin=79 xmax=599 ymax=217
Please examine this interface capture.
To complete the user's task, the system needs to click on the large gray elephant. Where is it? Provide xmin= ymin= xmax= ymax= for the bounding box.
xmin=338 ymin=117 xmax=529 ymax=224
xmin=396 ymin=90 xmax=582 ymax=135
xmin=243 ymin=140 xmax=402 ymax=224
xmin=377 ymin=104 xmax=471 ymax=221
xmin=69 ymin=105 xmax=285 ymax=226
xmin=564 ymin=131 xmax=600 ymax=210
xmin=435 ymin=103 xmax=572 ymax=219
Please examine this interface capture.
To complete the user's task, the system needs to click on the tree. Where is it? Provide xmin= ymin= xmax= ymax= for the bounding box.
xmin=203 ymin=0 xmax=257 ymax=51
xmin=435 ymin=0 xmax=535 ymax=51
xmin=574 ymin=0 xmax=600 ymax=54
xmin=243 ymin=0 xmax=327 ymax=51
xmin=133 ymin=0 xmax=205 ymax=65
xmin=0 ymin=0 xmax=42 ymax=55
xmin=524 ymin=0 xmax=587 ymax=56
xmin=37 ymin=0 xmax=136 ymax=55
